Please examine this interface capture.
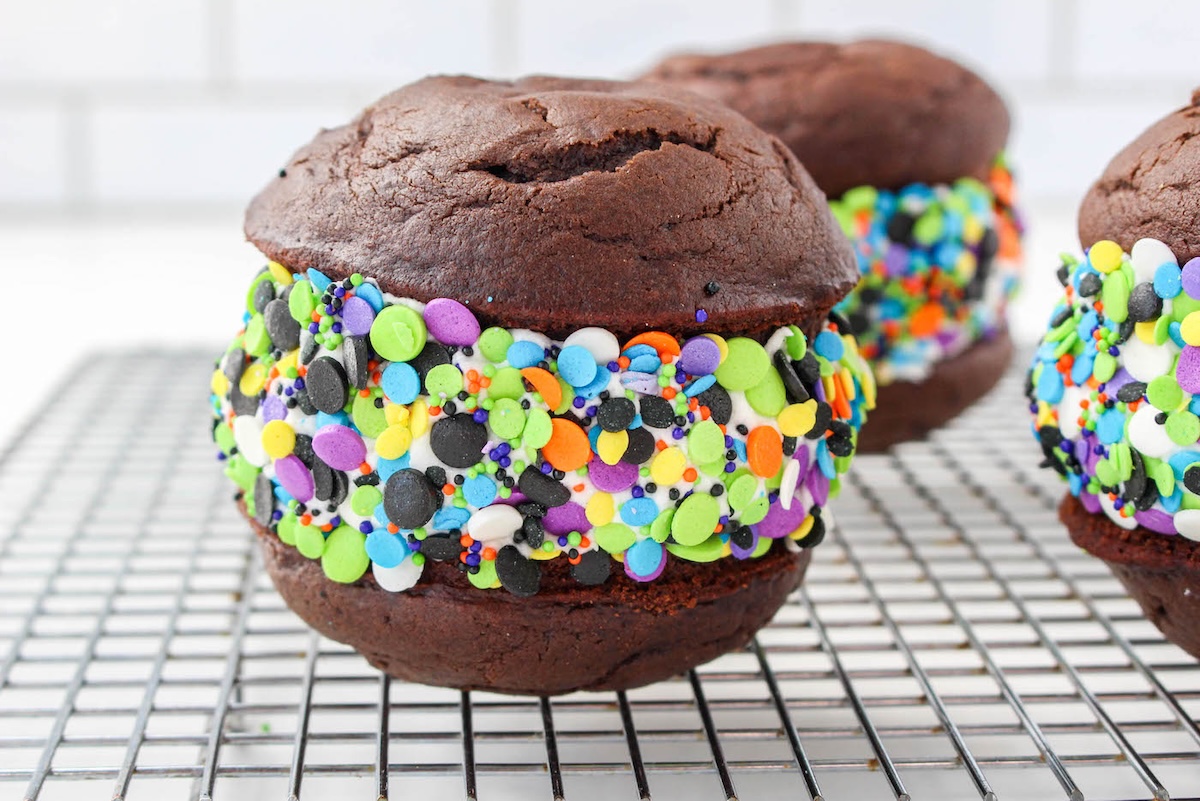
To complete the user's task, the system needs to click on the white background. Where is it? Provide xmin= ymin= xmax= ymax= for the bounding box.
xmin=0 ymin=0 xmax=1197 ymax=438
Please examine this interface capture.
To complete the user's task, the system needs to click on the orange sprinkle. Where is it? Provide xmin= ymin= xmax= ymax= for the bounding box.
xmin=662 ymin=387 xmax=677 ymax=400
xmin=442 ymin=484 xmax=455 ymax=496
xmin=429 ymin=406 xmax=442 ymax=416
xmin=300 ymin=514 xmax=313 ymax=526
xmin=359 ymin=389 xmax=371 ymax=397
xmin=623 ymin=331 xmax=681 ymax=359
xmin=297 ymin=366 xmax=307 ymax=377
xmin=579 ymin=536 xmax=591 ymax=549
xmin=573 ymin=483 xmax=585 ymax=492
xmin=683 ymin=468 xmax=698 ymax=482
xmin=466 ymin=369 xmax=479 ymax=382
xmin=521 ymin=367 xmax=562 ymax=409
xmin=482 ymin=547 xmax=496 ymax=561
xmin=699 ymin=406 xmax=711 ymax=420
xmin=1080 ymin=399 xmax=1090 ymax=409
xmin=747 ymin=426 xmax=783 ymax=478
xmin=714 ymin=524 xmax=724 ymax=534
xmin=542 ymin=418 xmax=591 ymax=472
xmin=568 ymin=554 xmax=582 ymax=565
xmin=908 ymin=303 xmax=945 ymax=338
xmin=479 ymin=377 xmax=491 ymax=388
xmin=688 ymin=398 xmax=699 ymax=411
xmin=655 ymin=440 xmax=668 ymax=451
xmin=617 ymin=356 xmax=631 ymax=369
xmin=387 ymin=523 xmax=399 ymax=534
xmin=459 ymin=534 xmax=473 ymax=546
xmin=459 ymin=552 xmax=468 ymax=564
xmin=320 ymin=524 xmax=333 ymax=533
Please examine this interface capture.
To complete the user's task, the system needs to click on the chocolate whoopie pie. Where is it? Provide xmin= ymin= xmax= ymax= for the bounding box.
xmin=1029 ymin=93 xmax=1200 ymax=660
xmin=643 ymin=40 xmax=1023 ymax=450
xmin=212 ymin=76 xmax=876 ymax=695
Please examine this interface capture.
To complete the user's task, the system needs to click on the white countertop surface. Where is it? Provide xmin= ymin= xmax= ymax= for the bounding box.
xmin=0 ymin=204 xmax=1073 ymax=445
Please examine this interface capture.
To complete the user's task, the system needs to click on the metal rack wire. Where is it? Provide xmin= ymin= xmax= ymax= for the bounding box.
xmin=1 ymin=350 xmax=1198 ymax=801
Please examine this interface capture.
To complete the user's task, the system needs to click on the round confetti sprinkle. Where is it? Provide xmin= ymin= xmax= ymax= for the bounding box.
xmin=423 ymin=298 xmax=481 ymax=346
xmin=370 ymin=305 xmax=427 ymax=362
xmin=714 ymin=338 xmax=769 ymax=391
xmin=541 ymin=418 xmax=590 ymax=472
xmin=671 ymin=493 xmax=720 ymax=546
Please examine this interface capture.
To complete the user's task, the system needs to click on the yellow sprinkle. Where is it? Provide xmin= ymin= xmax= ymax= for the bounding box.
xmin=409 ymin=399 xmax=429 ymax=438
xmin=211 ymin=369 xmax=229 ymax=397
xmin=277 ymin=352 xmax=298 ymax=374
xmin=239 ymin=362 xmax=267 ymax=396
xmin=1182 ymin=312 xmax=1200 ymax=347
xmin=650 ymin=447 xmax=687 ymax=485
xmin=529 ymin=547 xmax=558 ymax=561
xmin=703 ymin=333 xmax=728 ymax=364
xmin=376 ymin=425 xmax=412 ymax=460
xmin=1036 ymin=406 xmax=1056 ymax=429
xmin=597 ymin=429 xmax=628 ymax=466
xmin=788 ymin=514 xmax=815 ymax=541
xmin=267 ymin=261 xmax=294 ymax=285
xmin=962 ymin=216 xmax=984 ymax=247
xmin=778 ymin=400 xmax=818 ymax=437
xmin=585 ymin=492 xmax=614 ymax=526
xmin=821 ymin=375 xmax=836 ymax=403
xmin=261 ymin=420 xmax=296 ymax=459
xmin=385 ymin=403 xmax=410 ymax=426
xmin=1135 ymin=320 xmax=1158 ymax=344
xmin=1089 ymin=240 xmax=1124 ymax=274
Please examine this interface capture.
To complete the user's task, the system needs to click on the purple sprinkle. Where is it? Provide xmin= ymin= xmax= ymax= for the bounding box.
xmin=272 ymin=510 xmax=283 ymax=521
xmin=672 ymin=428 xmax=684 ymax=439
xmin=686 ymin=412 xmax=695 ymax=422
xmin=573 ymin=397 xmax=586 ymax=409
xmin=284 ymin=387 xmax=294 ymax=396
xmin=332 ymin=323 xmax=342 ymax=334
xmin=308 ymin=323 xmax=320 ymax=333
xmin=558 ymin=536 xmax=569 ymax=547
xmin=724 ymin=435 xmax=733 ymax=447
xmin=334 ymin=287 xmax=345 ymax=297
xmin=695 ymin=309 xmax=708 ymax=323
xmin=586 ymin=405 xmax=598 ymax=417
xmin=466 ymin=553 xmax=480 ymax=566
xmin=325 ymin=305 xmax=335 ymax=314
xmin=541 ymin=462 xmax=553 ymax=474
xmin=498 ymin=443 xmax=511 ymax=455
xmin=217 ymin=453 xmax=226 ymax=461
xmin=499 ymin=456 xmax=511 ymax=468
xmin=719 ymin=515 xmax=729 ymax=525
xmin=631 ymin=486 xmax=644 ymax=498
xmin=472 ymin=409 xmax=488 ymax=423
xmin=470 ymin=541 xmax=481 ymax=552
xmin=294 ymin=378 xmax=305 ymax=390
xmin=359 ymin=522 xmax=373 ymax=533
xmin=410 ymin=539 xmax=422 ymax=552
xmin=330 ymin=516 xmax=341 ymax=527
xmin=724 ymin=462 xmax=736 ymax=473
xmin=607 ymin=361 xmax=620 ymax=372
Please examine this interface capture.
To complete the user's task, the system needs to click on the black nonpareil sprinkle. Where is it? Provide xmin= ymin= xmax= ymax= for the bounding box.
xmin=704 ymin=280 xmax=720 ymax=296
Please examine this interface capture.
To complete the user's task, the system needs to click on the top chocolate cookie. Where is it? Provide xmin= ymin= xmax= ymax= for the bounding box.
xmin=640 ymin=40 xmax=1011 ymax=197
xmin=245 ymin=75 xmax=856 ymax=339
xmin=1078 ymin=91 xmax=1200 ymax=263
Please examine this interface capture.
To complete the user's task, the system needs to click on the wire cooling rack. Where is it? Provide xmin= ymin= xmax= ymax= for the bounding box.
xmin=1 ymin=350 xmax=1198 ymax=801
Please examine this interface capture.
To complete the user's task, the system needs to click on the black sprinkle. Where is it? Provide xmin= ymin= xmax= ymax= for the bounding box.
xmin=597 ymin=397 xmax=637 ymax=432
xmin=571 ymin=550 xmax=611 ymax=585
xmin=1078 ymin=273 xmax=1102 ymax=297
xmin=518 ymin=467 xmax=570 ymax=507
xmin=306 ymin=357 xmax=350 ymax=414
xmin=419 ymin=535 xmax=462 ymax=561
xmin=1116 ymin=382 xmax=1147 ymax=403
xmin=221 ymin=347 xmax=246 ymax=383
xmin=425 ymin=466 xmax=447 ymax=487
xmin=342 ymin=335 xmax=370 ymax=390
xmin=299 ymin=332 xmax=319 ymax=365
xmin=408 ymin=341 xmax=452 ymax=383
xmin=253 ymin=474 xmax=274 ymax=527
xmin=383 ymin=468 xmax=442 ymax=528
xmin=704 ymin=280 xmax=720 ymax=296
xmin=495 ymin=545 xmax=541 ymax=597
xmin=429 ymin=414 xmax=487 ymax=468
xmin=521 ymin=516 xmax=545 ymax=548
xmin=622 ymin=427 xmax=656 ymax=464
xmin=230 ymin=385 xmax=259 ymax=417
xmin=806 ymin=403 xmax=833 ymax=440
xmin=264 ymin=298 xmax=300 ymax=351
xmin=796 ymin=511 xmax=825 ymax=548
xmin=775 ymin=350 xmax=809 ymax=403
xmin=1127 ymin=282 xmax=1163 ymax=323
xmin=639 ymin=395 xmax=675 ymax=429
xmin=252 ymin=280 xmax=276 ymax=315
xmin=694 ymin=385 xmax=732 ymax=425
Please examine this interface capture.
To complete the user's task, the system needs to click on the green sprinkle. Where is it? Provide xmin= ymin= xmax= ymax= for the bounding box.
xmin=1147 ymin=375 xmax=1183 ymax=411
xmin=321 ymin=526 xmax=369 ymax=583
xmin=478 ymin=327 xmax=514 ymax=363
xmin=670 ymin=493 xmax=720 ymax=546
xmin=425 ymin=363 xmax=464 ymax=397
xmin=714 ymin=338 xmax=769 ymax=391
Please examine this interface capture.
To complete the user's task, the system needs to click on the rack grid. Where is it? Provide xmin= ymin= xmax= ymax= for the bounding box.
xmin=0 ymin=351 xmax=1198 ymax=801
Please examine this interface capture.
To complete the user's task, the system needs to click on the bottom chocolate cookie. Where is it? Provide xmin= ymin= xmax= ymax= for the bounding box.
xmin=250 ymin=509 xmax=810 ymax=695
xmin=857 ymin=328 xmax=1013 ymax=453
xmin=1060 ymin=493 xmax=1200 ymax=660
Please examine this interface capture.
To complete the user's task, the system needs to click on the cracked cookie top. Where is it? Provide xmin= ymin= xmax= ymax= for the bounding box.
xmin=640 ymin=39 xmax=1010 ymax=198
xmin=1079 ymin=91 xmax=1200 ymax=264
xmin=244 ymin=75 xmax=858 ymax=341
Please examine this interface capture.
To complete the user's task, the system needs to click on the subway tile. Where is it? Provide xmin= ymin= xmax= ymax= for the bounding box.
xmin=88 ymin=103 xmax=352 ymax=205
xmin=0 ymin=105 xmax=69 ymax=204
xmin=1073 ymin=0 xmax=1200 ymax=81
xmin=0 ymin=0 xmax=208 ymax=84
xmin=512 ymin=0 xmax=775 ymax=79
xmin=794 ymin=0 xmax=1053 ymax=85
xmin=231 ymin=0 xmax=496 ymax=87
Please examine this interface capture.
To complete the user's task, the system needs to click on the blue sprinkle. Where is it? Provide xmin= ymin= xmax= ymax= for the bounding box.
xmin=433 ymin=507 xmax=471 ymax=529
xmin=1097 ymin=409 xmax=1126 ymax=444
xmin=1068 ymin=473 xmax=1083 ymax=495
xmin=381 ymin=362 xmax=420 ymax=404
xmin=1167 ymin=450 xmax=1200 ymax=478
xmin=588 ymin=423 xmax=602 ymax=454
xmin=814 ymin=331 xmax=844 ymax=361
xmin=1162 ymin=489 xmax=1183 ymax=513
xmin=1189 ymin=395 xmax=1200 ymax=416
xmin=628 ymin=414 xmax=643 ymax=430
xmin=622 ymin=344 xmax=657 ymax=360
xmin=374 ymin=502 xmax=390 ymax=525
xmin=306 ymin=268 xmax=332 ymax=292
xmin=733 ymin=439 xmax=748 ymax=462
xmin=1035 ymin=366 xmax=1065 ymax=404
xmin=620 ymin=497 xmax=659 ymax=527
xmin=684 ymin=374 xmax=717 ymax=397
xmin=507 ymin=340 xmax=545 ymax=369
xmin=463 ymin=475 xmax=497 ymax=508
xmin=628 ymin=353 xmax=662 ymax=373
xmin=365 ymin=531 xmax=410 ymax=569
xmin=625 ymin=538 xmax=663 ymax=577
xmin=317 ymin=410 xmax=350 ymax=430
xmin=355 ymin=282 xmax=385 ymax=312
xmin=1076 ymin=309 xmax=1098 ymax=341
xmin=575 ymin=366 xmax=612 ymax=399
xmin=557 ymin=345 xmax=599 ymax=387
xmin=376 ymin=455 xmax=410 ymax=482
xmin=817 ymin=439 xmax=836 ymax=478
xmin=273 ymin=485 xmax=294 ymax=504
xmin=1170 ymin=321 xmax=1186 ymax=348
xmin=1070 ymin=351 xmax=1095 ymax=386
xmin=1036 ymin=341 xmax=1060 ymax=361
xmin=1155 ymin=263 xmax=1183 ymax=298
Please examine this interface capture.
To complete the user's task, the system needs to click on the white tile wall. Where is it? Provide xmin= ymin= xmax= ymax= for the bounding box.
xmin=0 ymin=0 xmax=1197 ymax=214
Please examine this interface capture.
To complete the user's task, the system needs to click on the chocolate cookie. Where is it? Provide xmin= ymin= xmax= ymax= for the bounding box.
xmin=644 ymin=40 xmax=1022 ymax=451
xmin=214 ymin=75 xmax=877 ymax=696
xmin=640 ymin=40 xmax=1009 ymax=197
xmin=1030 ymin=92 xmax=1200 ymax=661
xmin=1079 ymin=90 xmax=1200 ymax=264
xmin=247 ymin=75 xmax=858 ymax=340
